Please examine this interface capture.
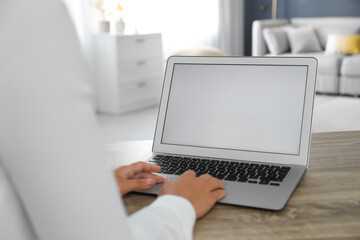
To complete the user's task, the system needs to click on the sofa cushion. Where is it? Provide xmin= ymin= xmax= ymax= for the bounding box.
xmin=278 ymin=52 xmax=344 ymax=75
xmin=341 ymin=55 xmax=360 ymax=76
xmin=317 ymin=26 xmax=360 ymax=50
xmin=326 ymin=34 xmax=360 ymax=54
xmin=252 ymin=19 xmax=290 ymax=56
xmin=285 ymin=26 xmax=322 ymax=53
xmin=263 ymin=26 xmax=290 ymax=55
xmin=290 ymin=17 xmax=360 ymax=49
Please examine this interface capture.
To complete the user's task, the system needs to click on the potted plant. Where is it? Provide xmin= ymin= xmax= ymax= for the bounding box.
xmin=110 ymin=4 xmax=125 ymax=34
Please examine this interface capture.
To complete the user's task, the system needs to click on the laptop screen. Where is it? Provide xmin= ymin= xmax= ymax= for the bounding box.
xmin=161 ymin=63 xmax=308 ymax=156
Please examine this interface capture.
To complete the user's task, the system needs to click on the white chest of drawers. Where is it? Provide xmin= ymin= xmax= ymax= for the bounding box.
xmin=93 ymin=33 xmax=163 ymax=114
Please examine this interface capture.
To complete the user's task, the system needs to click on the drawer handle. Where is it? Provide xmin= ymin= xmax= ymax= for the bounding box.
xmin=138 ymin=81 xmax=147 ymax=88
xmin=137 ymin=60 xmax=146 ymax=66
xmin=136 ymin=38 xmax=145 ymax=43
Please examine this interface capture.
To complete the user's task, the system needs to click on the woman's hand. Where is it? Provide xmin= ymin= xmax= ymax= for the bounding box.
xmin=158 ymin=170 xmax=226 ymax=219
xmin=114 ymin=162 xmax=164 ymax=195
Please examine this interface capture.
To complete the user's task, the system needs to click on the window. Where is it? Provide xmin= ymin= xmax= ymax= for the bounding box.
xmin=120 ymin=0 xmax=219 ymax=57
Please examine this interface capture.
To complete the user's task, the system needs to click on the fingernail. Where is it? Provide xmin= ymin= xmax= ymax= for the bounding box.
xmin=164 ymin=177 xmax=171 ymax=183
xmin=146 ymin=179 xmax=156 ymax=185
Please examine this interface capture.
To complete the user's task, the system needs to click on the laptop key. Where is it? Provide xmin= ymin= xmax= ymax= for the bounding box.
xmin=163 ymin=170 xmax=176 ymax=175
xmin=209 ymin=173 xmax=225 ymax=180
xmin=224 ymin=175 xmax=238 ymax=181
xmin=237 ymin=177 xmax=248 ymax=182
xmin=270 ymin=183 xmax=280 ymax=186
xmin=216 ymin=175 xmax=226 ymax=180
xmin=148 ymin=160 xmax=160 ymax=164
xmin=153 ymin=155 xmax=163 ymax=160
xmin=196 ymin=171 xmax=207 ymax=177
xmin=248 ymin=173 xmax=260 ymax=180
xmin=259 ymin=180 xmax=270 ymax=185
xmin=174 ymin=170 xmax=185 ymax=175
xmin=217 ymin=167 xmax=227 ymax=174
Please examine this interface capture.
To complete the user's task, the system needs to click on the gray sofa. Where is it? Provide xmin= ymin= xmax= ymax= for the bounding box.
xmin=252 ymin=17 xmax=360 ymax=96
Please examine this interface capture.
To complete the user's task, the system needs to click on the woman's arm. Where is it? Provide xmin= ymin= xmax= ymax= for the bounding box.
xmin=0 ymin=1 xmax=224 ymax=240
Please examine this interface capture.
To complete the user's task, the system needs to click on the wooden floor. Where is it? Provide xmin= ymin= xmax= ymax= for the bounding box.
xmin=110 ymin=131 xmax=360 ymax=240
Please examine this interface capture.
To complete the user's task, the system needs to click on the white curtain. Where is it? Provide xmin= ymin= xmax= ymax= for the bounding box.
xmin=218 ymin=0 xmax=244 ymax=56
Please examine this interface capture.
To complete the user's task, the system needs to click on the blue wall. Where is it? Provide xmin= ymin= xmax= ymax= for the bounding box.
xmin=244 ymin=0 xmax=360 ymax=55
xmin=277 ymin=0 xmax=360 ymax=18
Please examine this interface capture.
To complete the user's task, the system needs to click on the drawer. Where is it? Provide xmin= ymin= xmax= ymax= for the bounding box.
xmin=118 ymin=77 xmax=162 ymax=107
xmin=117 ymin=58 xmax=163 ymax=81
xmin=116 ymin=35 xmax=162 ymax=61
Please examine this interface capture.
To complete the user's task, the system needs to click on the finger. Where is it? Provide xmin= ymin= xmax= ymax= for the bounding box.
xmin=131 ymin=161 xmax=161 ymax=173
xmin=206 ymin=177 xmax=225 ymax=191
xmin=198 ymin=174 xmax=213 ymax=180
xmin=142 ymin=162 xmax=161 ymax=172
xmin=157 ymin=177 xmax=171 ymax=197
xmin=134 ymin=172 xmax=164 ymax=183
xmin=125 ymin=162 xmax=161 ymax=178
xmin=119 ymin=179 xmax=156 ymax=195
xmin=159 ymin=177 xmax=171 ymax=190
xmin=210 ymin=189 xmax=226 ymax=202
xmin=162 ymin=177 xmax=171 ymax=186
xmin=181 ymin=170 xmax=196 ymax=178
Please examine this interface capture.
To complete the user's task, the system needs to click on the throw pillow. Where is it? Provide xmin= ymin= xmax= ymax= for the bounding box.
xmin=325 ymin=34 xmax=360 ymax=54
xmin=285 ymin=26 xmax=322 ymax=53
xmin=317 ymin=26 xmax=360 ymax=49
xmin=263 ymin=26 xmax=290 ymax=55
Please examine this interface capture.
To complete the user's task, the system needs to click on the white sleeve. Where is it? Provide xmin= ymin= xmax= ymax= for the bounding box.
xmin=0 ymin=1 xmax=195 ymax=240
xmin=129 ymin=195 xmax=196 ymax=240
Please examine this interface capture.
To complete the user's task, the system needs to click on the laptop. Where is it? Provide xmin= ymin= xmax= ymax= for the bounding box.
xmin=139 ymin=56 xmax=317 ymax=210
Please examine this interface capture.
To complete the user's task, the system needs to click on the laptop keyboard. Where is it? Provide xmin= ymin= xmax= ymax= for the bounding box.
xmin=148 ymin=155 xmax=291 ymax=186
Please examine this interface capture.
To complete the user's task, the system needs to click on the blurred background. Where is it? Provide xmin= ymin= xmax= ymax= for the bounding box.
xmin=62 ymin=0 xmax=360 ymax=143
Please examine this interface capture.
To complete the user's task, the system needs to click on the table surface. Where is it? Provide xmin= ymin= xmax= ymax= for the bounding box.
xmin=106 ymin=131 xmax=360 ymax=240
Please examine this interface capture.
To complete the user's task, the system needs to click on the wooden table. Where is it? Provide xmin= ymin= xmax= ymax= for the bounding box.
xmin=107 ymin=131 xmax=360 ymax=240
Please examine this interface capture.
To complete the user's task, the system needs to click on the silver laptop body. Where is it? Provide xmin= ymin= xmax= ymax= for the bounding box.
xmin=139 ymin=56 xmax=317 ymax=210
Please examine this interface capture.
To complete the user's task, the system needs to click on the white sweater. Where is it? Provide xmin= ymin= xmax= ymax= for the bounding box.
xmin=0 ymin=1 xmax=195 ymax=239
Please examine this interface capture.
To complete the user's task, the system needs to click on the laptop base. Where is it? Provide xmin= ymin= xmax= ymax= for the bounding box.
xmin=136 ymin=164 xmax=306 ymax=210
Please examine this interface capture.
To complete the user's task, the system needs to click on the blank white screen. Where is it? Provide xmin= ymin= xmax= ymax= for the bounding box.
xmin=161 ymin=64 xmax=308 ymax=155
